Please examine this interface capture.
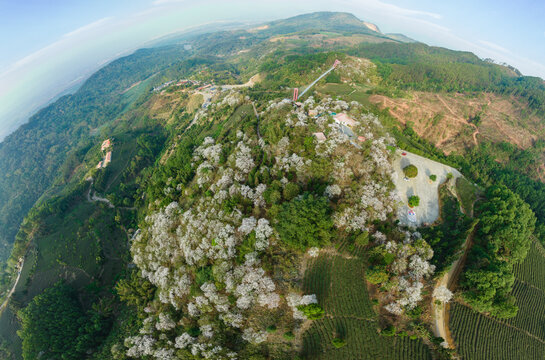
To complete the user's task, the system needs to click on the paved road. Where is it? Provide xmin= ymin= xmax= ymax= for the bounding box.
xmin=392 ymin=150 xmax=461 ymax=226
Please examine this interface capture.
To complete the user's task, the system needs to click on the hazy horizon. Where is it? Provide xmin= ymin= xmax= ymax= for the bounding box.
xmin=1 ymin=0 xmax=543 ymax=142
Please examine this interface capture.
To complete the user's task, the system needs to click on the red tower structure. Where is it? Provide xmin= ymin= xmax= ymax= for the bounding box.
xmin=292 ymin=88 xmax=299 ymax=101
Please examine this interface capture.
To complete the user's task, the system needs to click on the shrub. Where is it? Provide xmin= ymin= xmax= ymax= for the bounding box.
xmin=406 ymin=306 xmax=423 ymax=320
xmin=297 ymin=303 xmax=325 ymax=320
xmin=382 ymin=325 xmax=396 ymax=337
xmin=283 ymin=182 xmax=300 ymax=201
xmin=366 ymin=267 xmax=389 ymax=284
xmin=283 ymin=331 xmax=295 ymax=340
xmin=429 ymin=174 xmax=437 ymax=181
xmin=264 ymin=189 xmax=282 ymax=205
xmin=275 ymin=193 xmax=334 ymax=250
xmin=266 ymin=325 xmax=277 ymax=333
xmin=331 ymin=337 xmax=347 ymax=348
xmin=408 ymin=195 xmax=420 ymax=207
xmin=446 ymin=172 xmax=453 ymax=180
xmin=354 ymin=231 xmax=369 ymax=246
xmin=403 ymin=164 xmax=418 ymax=178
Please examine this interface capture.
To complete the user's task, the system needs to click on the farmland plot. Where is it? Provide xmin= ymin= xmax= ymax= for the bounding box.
xmin=302 ymin=254 xmax=432 ymax=359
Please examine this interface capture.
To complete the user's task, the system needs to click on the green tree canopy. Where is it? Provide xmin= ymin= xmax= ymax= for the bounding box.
xmin=18 ymin=282 xmax=86 ymax=360
xmin=477 ymin=185 xmax=535 ymax=263
xmin=408 ymin=195 xmax=420 ymax=207
xmin=403 ymin=165 xmax=418 ymax=178
xmin=461 ymin=185 xmax=536 ymax=318
xmin=274 ymin=193 xmax=334 ymax=250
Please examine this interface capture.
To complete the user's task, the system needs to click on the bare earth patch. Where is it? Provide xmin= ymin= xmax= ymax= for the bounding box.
xmin=370 ymin=92 xmax=543 ymax=154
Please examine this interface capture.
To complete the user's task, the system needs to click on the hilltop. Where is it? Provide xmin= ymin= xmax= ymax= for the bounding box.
xmin=0 ymin=11 xmax=545 ymax=360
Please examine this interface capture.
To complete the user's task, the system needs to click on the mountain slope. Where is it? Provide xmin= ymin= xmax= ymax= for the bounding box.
xmin=1 ymin=11 xmax=545 ymax=360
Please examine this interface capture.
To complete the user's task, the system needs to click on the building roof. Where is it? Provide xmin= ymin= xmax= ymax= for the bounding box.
xmin=101 ymin=139 xmax=111 ymax=151
xmin=313 ymin=132 xmax=326 ymax=142
xmin=104 ymin=151 xmax=112 ymax=165
xmin=96 ymin=161 xmax=103 ymax=169
xmin=358 ymin=136 xmax=366 ymax=142
xmin=333 ymin=113 xmax=358 ymax=127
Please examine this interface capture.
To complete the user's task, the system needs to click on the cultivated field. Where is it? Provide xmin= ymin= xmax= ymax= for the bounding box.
xmin=450 ymin=302 xmax=545 ymax=360
xmin=450 ymin=241 xmax=545 ymax=359
xmin=302 ymin=252 xmax=432 ymax=359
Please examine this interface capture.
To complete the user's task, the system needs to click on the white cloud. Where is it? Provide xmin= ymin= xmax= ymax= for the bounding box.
xmin=152 ymin=0 xmax=190 ymax=5
xmin=62 ymin=17 xmax=113 ymax=38
xmin=478 ymin=40 xmax=510 ymax=54
xmin=338 ymin=0 xmax=442 ymax=20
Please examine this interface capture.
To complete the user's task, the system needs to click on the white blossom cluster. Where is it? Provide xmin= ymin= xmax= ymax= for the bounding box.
xmin=286 ymin=293 xmax=318 ymax=320
xmin=127 ymin=134 xmax=284 ymax=358
xmin=307 ymin=247 xmax=320 ymax=257
xmin=383 ymin=231 xmax=436 ymax=315
xmin=433 ymin=285 xmax=453 ymax=304
xmin=242 ymin=328 xmax=268 ymax=344
xmin=125 ymin=335 xmax=156 ymax=358
xmin=324 ymin=184 xmax=341 ymax=199
xmin=125 ymin=89 xmax=403 ymax=357
xmin=221 ymin=91 xmax=243 ymax=107
xmin=335 ymin=57 xmax=375 ymax=83
xmin=232 ymin=141 xmax=255 ymax=180
xmin=193 ymin=137 xmax=223 ymax=187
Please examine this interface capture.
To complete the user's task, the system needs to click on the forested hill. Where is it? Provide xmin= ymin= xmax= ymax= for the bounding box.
xmin=0 ymin=46 xmax=190 ymax=264
xmin=2 ymin=11 xmax=545 ymax=360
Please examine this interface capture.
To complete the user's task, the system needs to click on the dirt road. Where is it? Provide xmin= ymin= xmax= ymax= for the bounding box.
xmin=431 ymin=206 xmax=477 ymax=348
xmin=86 ymin=178 xmax=114 ymax=208
xmin=0 ymin=259 xmax=24 ymax=314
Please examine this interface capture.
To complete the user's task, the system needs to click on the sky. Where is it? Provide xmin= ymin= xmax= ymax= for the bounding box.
xmin=0 ymin=0 xmax=544 ymax=141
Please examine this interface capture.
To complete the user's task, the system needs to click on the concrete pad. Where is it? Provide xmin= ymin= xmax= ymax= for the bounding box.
xmin=392 ymin=150 xmax=461 ymax=226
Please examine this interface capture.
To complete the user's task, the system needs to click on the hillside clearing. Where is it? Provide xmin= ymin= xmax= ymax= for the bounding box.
xmin=392 ymin=150 xmax=461 ymax=226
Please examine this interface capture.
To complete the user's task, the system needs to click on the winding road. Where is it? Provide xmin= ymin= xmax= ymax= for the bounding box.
xmin=87 ymin=178 xmax=114 ymax=208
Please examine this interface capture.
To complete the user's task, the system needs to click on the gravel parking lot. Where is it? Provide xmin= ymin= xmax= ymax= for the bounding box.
xmin=392 ymin=150 xmax=461 ymax=226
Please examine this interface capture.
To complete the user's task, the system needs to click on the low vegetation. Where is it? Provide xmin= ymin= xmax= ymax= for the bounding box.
xmin=403 ymin=164 xmax=418 ymax=178
xmin=408 ymin=195 xmax=420 ymax=207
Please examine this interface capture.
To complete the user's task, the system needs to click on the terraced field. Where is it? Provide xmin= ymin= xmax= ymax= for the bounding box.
xmin=513 ymin=241 xmax=545 ymax=291
xmin=450 ymin=303 xmax=545 ymax=360
xmin=302 ymin=253 xmax=432 ymax=359
xmin=450 ymin=241 xmax=545 ymax=359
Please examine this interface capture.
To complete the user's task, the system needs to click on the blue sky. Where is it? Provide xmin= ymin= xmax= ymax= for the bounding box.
xmin=0 ymin=0 xmax=544 ymax=140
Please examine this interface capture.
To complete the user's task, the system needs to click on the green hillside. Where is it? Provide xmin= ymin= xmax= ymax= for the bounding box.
xmin=1 ymin=11 xmax=545 ymax=360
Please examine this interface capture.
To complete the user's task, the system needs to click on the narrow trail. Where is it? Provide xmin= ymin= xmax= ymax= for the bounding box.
xmin=0 ymin=258 xmax=24 ymax=314
xmin=86 ymin=178 xmax=114 ymax=208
